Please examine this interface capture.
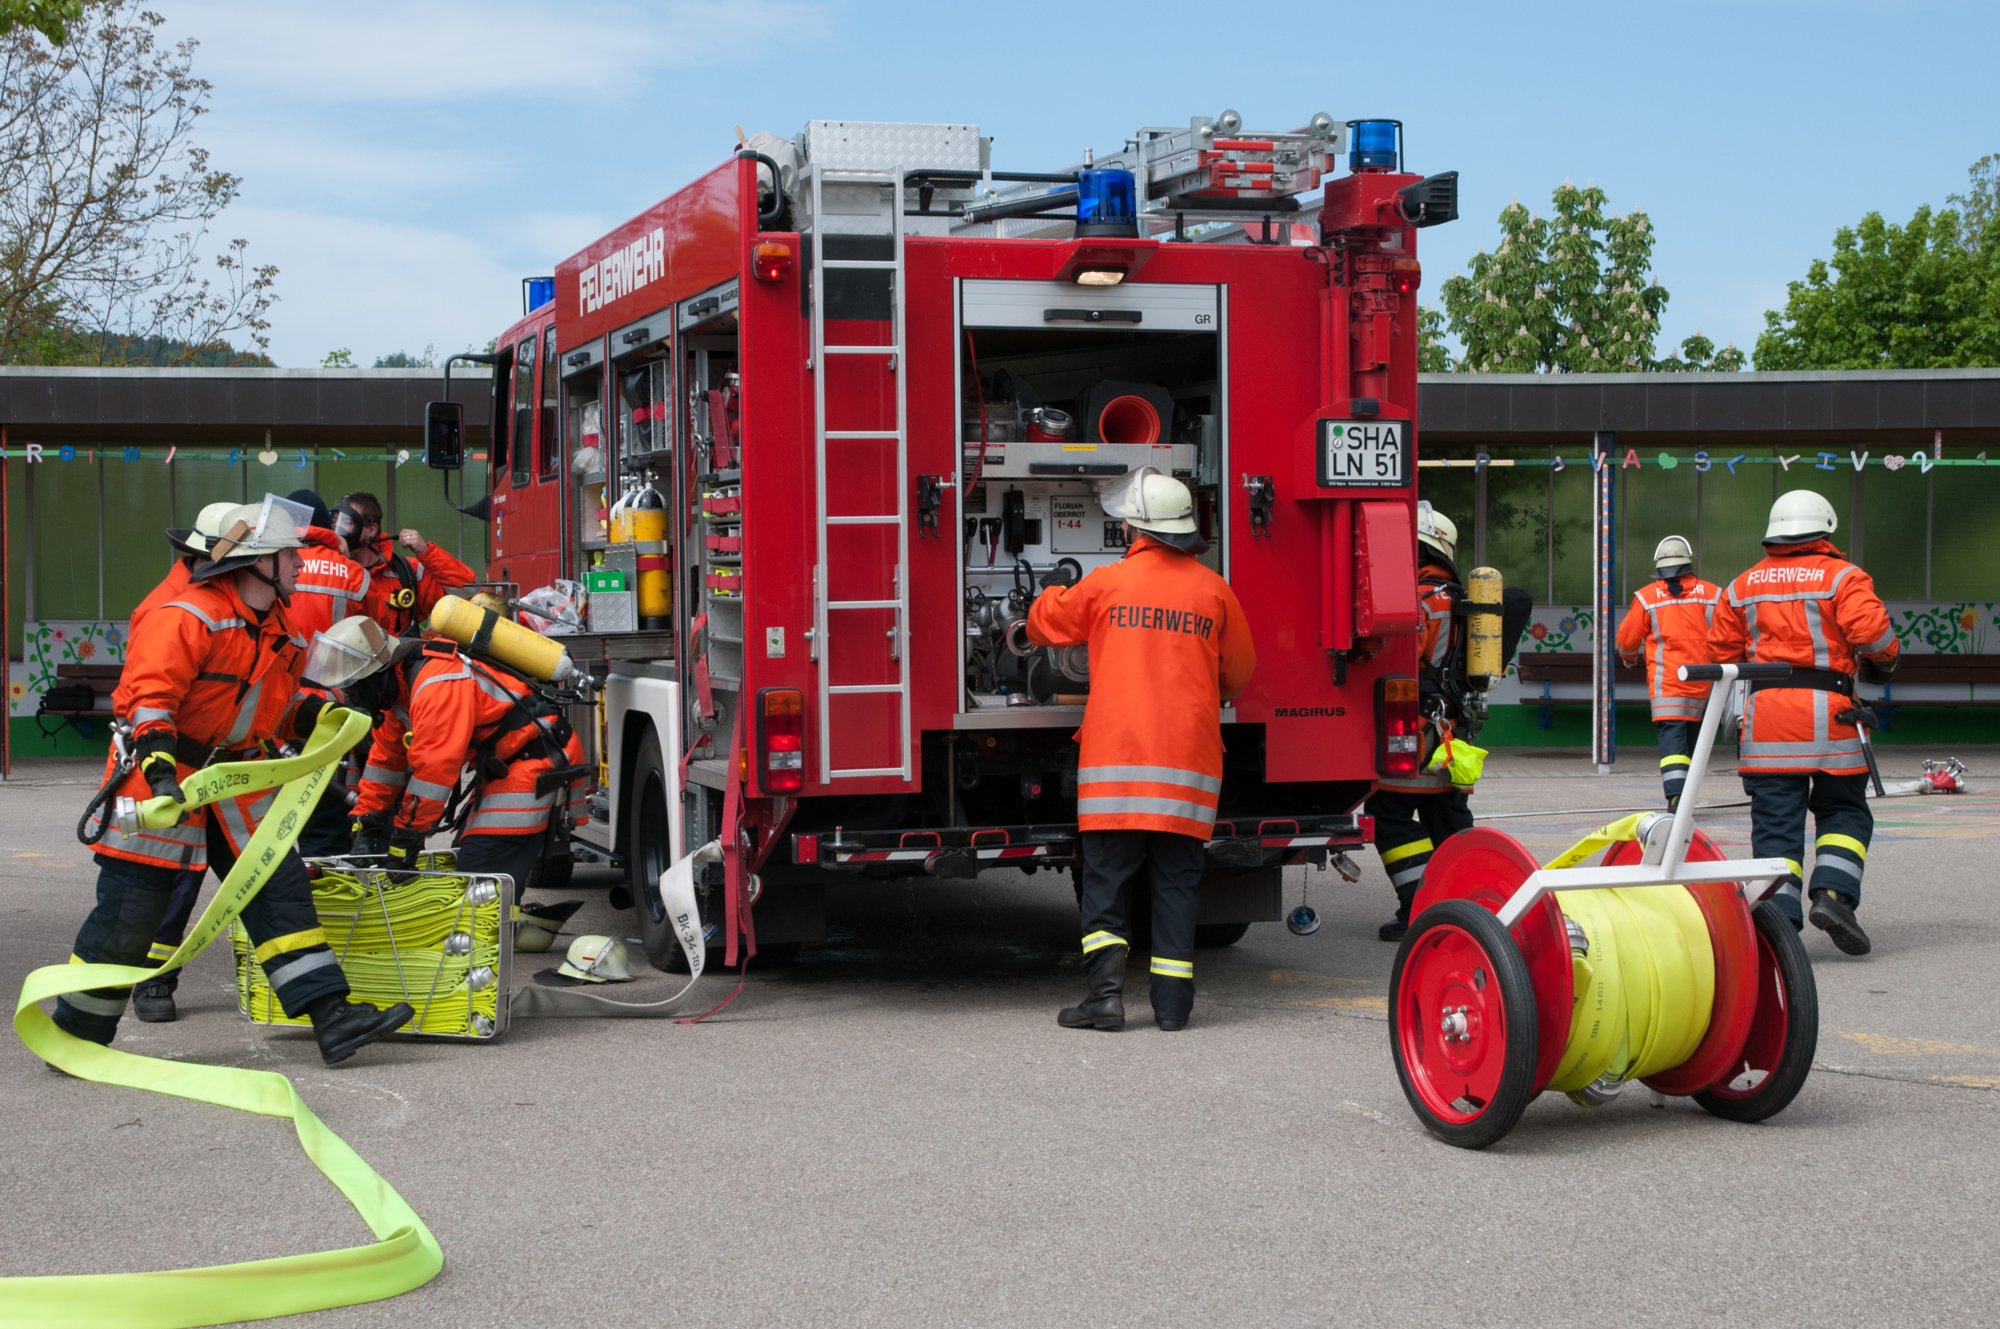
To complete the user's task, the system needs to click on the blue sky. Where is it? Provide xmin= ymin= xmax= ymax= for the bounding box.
xmin=157 ymin=0 xmax=1998 ymax=369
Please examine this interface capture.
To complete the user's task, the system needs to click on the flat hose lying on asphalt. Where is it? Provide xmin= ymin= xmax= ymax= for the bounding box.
xmin=7 ymin=709 xmax=444 ymax=1329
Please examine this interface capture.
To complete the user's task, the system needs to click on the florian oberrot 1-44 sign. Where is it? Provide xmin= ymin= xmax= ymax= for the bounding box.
xmin=1317 ymin=419 xmax=1410 ymax=487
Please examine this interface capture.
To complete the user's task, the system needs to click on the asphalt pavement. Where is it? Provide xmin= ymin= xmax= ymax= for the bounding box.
xmin=2 ymin=746 xmax=1996 ymax=1327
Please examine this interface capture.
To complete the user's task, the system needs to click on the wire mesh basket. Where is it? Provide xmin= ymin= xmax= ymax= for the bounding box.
xmin=231 ymin=849 xmax=514 ymax=1039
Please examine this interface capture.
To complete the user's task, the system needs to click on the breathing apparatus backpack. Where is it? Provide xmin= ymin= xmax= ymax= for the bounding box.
xmin=1427 ymin=567 xmax=1535 ymax=742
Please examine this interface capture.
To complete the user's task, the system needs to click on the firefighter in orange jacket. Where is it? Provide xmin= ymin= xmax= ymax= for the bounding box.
xmin=1616 ymin=535 xmax=1721 ymax=809
xmin=349 ymin=636 xmax=587 ymax=902
xmin=331 ymin=490 xmax=476 ymax=635
xmin=286 ymin=488 xmax=372 ymax=639
xmin=1369 ymin=504 xmax=1476 ymax=943
xmin=57 ymin=496 xmax=412 ymax=1066
xmin=1708 ymin=490 xmax=1900 ymax=956
xmin=1028 ymin=468 xmax=1256 ymax=1033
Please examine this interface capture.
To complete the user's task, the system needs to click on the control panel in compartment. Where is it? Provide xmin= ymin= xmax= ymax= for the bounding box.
xmin=958 ymin=279 xmax=1222 ymax=712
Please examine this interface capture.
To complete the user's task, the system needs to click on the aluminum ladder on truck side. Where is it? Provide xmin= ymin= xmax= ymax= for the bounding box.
xmin=808 ymin=165 xmax=912 ymax=783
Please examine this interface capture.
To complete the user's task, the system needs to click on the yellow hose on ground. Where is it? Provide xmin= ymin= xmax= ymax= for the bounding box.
xmin=8 ymin=710 xmax=443 ymax=1327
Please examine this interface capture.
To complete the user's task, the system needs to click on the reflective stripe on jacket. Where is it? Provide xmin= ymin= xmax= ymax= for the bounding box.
xmin=96 ymin=570 xmax=309 ymax=868
xmin=1615 ymin=577 xmax=1722 ymax=722
xmin=290 ymin=527 xmax=372 ymax=640
xmin=1026 ymin=537 xmax=1256 ymax=838
xmin=1707 ymin=539 xmax=1900 ymax=776
xmin=376 ymin=645 xmax=584 ymax=837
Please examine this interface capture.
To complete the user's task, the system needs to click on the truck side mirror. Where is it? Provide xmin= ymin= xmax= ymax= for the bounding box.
xmin=424 ymin=400 xmax=464 ymax=470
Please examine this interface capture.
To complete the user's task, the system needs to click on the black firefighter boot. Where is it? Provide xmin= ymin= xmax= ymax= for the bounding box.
xmin=1378 ymin=888 xmax=1417 ymax=943
xmin=308 ymin=995 xmax=416 ymax=1066
xmin=132 ymin=976 xmax=178 ymax=1023
xmin=1809 ymin=889 xmax=1872 ymax=957
xmin=1058 ymin=946 xmax=1127 ymax=1031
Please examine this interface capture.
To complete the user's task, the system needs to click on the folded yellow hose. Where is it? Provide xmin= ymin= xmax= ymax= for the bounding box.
xmin=7 ymin=710 xmax=444 ymax=1328
xmin=233 ymin=867 xmax=504 ymax=1038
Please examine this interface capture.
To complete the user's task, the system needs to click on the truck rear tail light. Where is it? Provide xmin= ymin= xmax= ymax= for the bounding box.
xmin=757 ymin=687 xmax=806 ymax=793
xmin=1375 ymin=676 xmax=1422 ymax=779
xmin=1391 ymin=258 xmax=1421 ymax=294
xmin=752 ymin=241 xmax=794 ymax=283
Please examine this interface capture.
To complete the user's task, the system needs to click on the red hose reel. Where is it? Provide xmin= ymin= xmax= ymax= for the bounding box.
xmin=1388 ymin=825 xmax=1818 ymax=1150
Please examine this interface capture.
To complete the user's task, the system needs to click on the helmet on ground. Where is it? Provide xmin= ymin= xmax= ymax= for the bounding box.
xmin=302 ymin=615 xmax=414 ymax=689
xmin=1765 ymin=489 xmax=1838 ymax=544
xmin=1098 ymin=466 xmax=1206 ymax=553
xmin=556 ymin=934 xmax=634 ymax=983
xmin=1653 ymin=534 xmax=1695 ymax=576
xmin=1416 ymin=500 xmax=1458 ymax=563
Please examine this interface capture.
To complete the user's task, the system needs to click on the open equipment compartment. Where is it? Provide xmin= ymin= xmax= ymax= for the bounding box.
xmin=956 ymin=277 xmax=1223 ymax=715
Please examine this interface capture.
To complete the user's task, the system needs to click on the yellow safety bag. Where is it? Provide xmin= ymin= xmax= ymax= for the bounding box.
xmin=7 ymin=709 xmax=444 ymax=1329
xmin=1425 ymin=727 xmax=1488 ymax=789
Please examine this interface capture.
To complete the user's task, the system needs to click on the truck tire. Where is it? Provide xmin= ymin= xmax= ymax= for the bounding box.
xmin=1193 ymin=921 xmax=1252 ymax=948
xmin=627 ymin=726 xmax=683 ymax=971
xmin=627 ymin=727 xmax=803 ymax=974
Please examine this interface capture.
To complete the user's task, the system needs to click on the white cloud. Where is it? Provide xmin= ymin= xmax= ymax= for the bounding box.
xmin=226 ymin=206 xmax=527 ymax=366
xmin=161 ymin=0 xmax=834 ymax=104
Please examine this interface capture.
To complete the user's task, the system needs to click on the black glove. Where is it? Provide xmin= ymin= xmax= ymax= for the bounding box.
xmin=350 ymin=813 xmax=390 ymax=857
xmin=134 ymin=736 xmax=186 ymax=804
xmin=1858 ymin=654 xmax=1899 ymax=686
xmin=292 ymin=694 xmax=330 ymax=740
xmin=385 ymin=828 xmax=426 ymax=869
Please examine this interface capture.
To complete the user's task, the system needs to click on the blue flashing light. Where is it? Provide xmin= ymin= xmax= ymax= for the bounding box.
xmin=525 ymin=276 xmax=556 ymax=311
xmin=1347 ymin=120 xmax=1402 ymax=173
xmin=1075 ymin=166 xmax=1138 ymax=238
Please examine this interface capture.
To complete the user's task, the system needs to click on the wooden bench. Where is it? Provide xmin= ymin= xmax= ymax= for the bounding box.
xmin=1514 ymin=650 xmax=2000 ymax=730
xmin=1872 ymin=654 xmax=2000 ymax=729
xmin=33 ymin=662 xmax=123 ymax=741
xmin=1514 ymin=652 xmax=1645 ymax=729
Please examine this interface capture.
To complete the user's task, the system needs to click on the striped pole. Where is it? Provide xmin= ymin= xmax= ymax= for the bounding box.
xmin=1593 ymin=431 xmax=1617 ymax=774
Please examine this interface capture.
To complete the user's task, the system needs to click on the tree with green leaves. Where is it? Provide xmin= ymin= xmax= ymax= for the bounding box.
xmin=1 ymin=0 xmax=276 ymax=365
xmin=1434 ymin=181 xmax=1739 ymax=374
xmin=1948 ymin=154 xmax=1997 ymax=250
xmin=0 ymin=0 xmax=82 ymax=44
xmin=321 ymin=347 xmax=355 ymax=368
xmin=1417 ymin=305 xmax=1452 ymax=372
xmin=1754 ymin=203 xmax=2000 ymax=369
xmin=373 ymin=345 xmax=438 ymax=368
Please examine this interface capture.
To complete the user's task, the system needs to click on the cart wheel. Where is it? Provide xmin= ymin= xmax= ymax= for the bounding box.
xmin=1415 ymin=829 xmax=1572 ymax=1094
xmin=1596 ymin=832 xmax=1763 ymax=1098
xmin=1390 ymin=898 xmax=1541 ymax=1150
xmin=1693 ymin=900 xmax=1819 ymax=1123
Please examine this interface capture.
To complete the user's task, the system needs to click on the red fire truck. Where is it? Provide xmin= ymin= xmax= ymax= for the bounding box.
xmin=430 ymin=112 xmax=1458 ymax=969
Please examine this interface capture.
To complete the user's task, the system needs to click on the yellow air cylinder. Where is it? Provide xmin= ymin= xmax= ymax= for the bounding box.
xmin=430 ymin=594 xmax=579 ymax=686
xmin=1465 ymin=566 xmax=1504 ymax=679
xmin=628 ymin=480 xmax=671 ymax=628
xmin=608 ymin=482 xmax=635 ymax=545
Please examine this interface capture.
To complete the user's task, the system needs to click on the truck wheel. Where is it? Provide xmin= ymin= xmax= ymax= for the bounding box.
xmin=627 ymin=727 xmax=684 ymax=971
xmin=1194 ymin=921 xmax=1252 ymax=948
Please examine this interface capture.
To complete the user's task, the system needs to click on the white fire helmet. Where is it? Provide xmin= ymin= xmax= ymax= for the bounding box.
xmin=207 ymin=493 xmax=311 ymax=560
xmin=302 ymin=616 xmax=404 ymax=690
xmin=1097 ymin=466 xmax=1204 ymax=552
xmin=1765 ymin=489 xmax=1838 ymax=543
xmin=1416 ymin=500 xmax=1458 ymax=563
xmin=556 ymin=934 xmax=634 ymax=983
xmin=1653 ymin=534 xmax=1695 ymax=575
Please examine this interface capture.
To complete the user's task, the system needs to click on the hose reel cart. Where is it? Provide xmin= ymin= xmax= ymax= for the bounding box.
xmin=1388 ymin=663 xmax=1819 ymax=1149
